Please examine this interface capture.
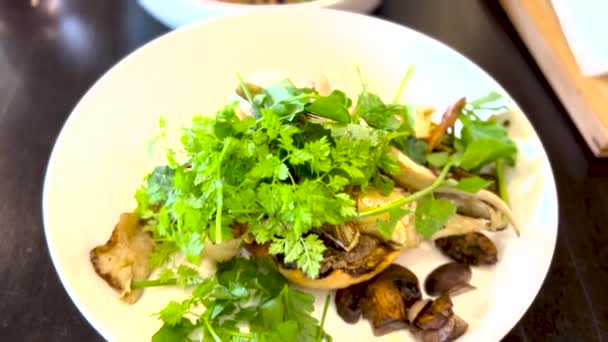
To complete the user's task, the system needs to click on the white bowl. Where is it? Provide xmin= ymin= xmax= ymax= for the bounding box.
xmin=138 ymin=0 xmax=383 ymax=28
xmin=43 ymin=8 xmax=557 ymax=342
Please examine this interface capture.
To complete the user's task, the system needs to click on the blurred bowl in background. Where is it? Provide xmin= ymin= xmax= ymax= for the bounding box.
xmin=138 ymin=0 xmax=383 ymax=29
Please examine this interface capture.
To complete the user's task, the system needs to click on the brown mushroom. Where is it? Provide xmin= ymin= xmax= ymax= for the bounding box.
xmin=424 ymin=262 xmax=476 ymax=297
xmin=434 ymin=232 xmax=498 ymax=265
xmin=419 ymin=314 xmax=469 ymax=342
xmin=361 ymin=264 xmax=422 ymax=336
xmin=90 ymin=212 xmax=155 ymax=304
xmin=277 ymin=233 xmax=400 ymax=289
xmin=413 ymin=293 xmax=454 ymax=331
xmin=335 ymin=281 xmax=369 ymax=324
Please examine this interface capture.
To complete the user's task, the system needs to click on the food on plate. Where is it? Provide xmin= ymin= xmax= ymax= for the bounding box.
xmin=424 ymin=262 xmax=475 ymax=298
xmin=336 ymin=264 xmax=468 ymax=341
xmin=434 ymin=232 xmax=498 ymax=265
xmin=89 ymin=212 xmax=155 ymax=304
xmin=90 ymin=68 xmax=520 ymax=341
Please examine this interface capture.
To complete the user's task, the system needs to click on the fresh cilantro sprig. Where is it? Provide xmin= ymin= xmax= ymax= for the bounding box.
xmin=150 ymin=257 xmax=331 ymax=342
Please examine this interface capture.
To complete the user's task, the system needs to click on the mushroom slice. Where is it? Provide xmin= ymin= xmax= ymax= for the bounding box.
xmin=390 ymin=148 xmax=520 ymax=236
xmin=413 ymin=293 xmax=454 ymax=331
xmin=390 ymin=147 xmax=436 ymax=190
xmin=434 ymin=232 xmax=498 ymax=266
xmin=90 ymin=213 xmax=155 ymax=304
xmin=335 ymin=281 xmax=369 ymax=324
xmin=362 ymin=264 xmax=422 ymax=336
xmin=424 ymin=262 xmax=476 ymax=297
xmin=418 ymin=314 xmax=469 ymax=342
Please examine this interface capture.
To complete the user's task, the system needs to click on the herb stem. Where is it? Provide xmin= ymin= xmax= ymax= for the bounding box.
xmin=131 ymin=278 xmax=177 ymax=289
xmin=392 ymin=65 xmax=415 ymax=104
xmin=357 ymin=161 xmax=453 ymax=218
xmin=496 ymin=158 xmax=509 ymax=205
xmin=225 ymin=329 xmax=253 ymax=338
xmin=215 ymin=142 xmax=232 ymax=244
xmin=203 ymin=317 xmax=223 ymax=342
xmin=316 ymin=294 xmax=331 ymax=342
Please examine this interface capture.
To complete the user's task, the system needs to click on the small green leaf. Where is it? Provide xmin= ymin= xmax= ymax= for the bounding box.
xmin=415 ymin=197 xmax=457 ymax=239
xmin=152 ymin=319 xmax=195 ymax=342
xmin=377 ymin=206 xmax=410 ymax=238
xmin=159 ymin=301 xmax=190 ymax=326
xmin=426 ymin=152 xmax=450 ymax=168
xmin=455 ymin=175 xmax=493 ymax=193
xmin=460 ymin=138 xmax=516 ymax=171
xmin=306 ymin=90 xmax=352 ymax=124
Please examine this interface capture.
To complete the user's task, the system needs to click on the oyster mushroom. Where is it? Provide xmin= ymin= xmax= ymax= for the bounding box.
xmin=90 ymin=213 xmax=155 ymax=304
xmin=389 ymin=148 xmax=520 ymax=236
xmin=435 ymin=232 xmax=498 ymax=266
xmin=356 ymin=187 xmax=509 ymax=249
xmin=424 ymin=262 xmax=475 ymax=297
xmin=361 ymin=264 xmax=422 ymax=336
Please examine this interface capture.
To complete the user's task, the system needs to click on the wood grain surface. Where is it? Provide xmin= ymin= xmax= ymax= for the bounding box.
xmin=0 ymin=0 xmax=606 ymax=341
xmin=499 ymin=0 xmax=608 ymax=156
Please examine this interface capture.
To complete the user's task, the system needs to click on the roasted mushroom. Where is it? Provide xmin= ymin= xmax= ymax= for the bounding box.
xmin=90 ymin=212 xmax=155 ymax=304
xmin=410 ymin=294 xmax=469 ymax=342
xmin=335 ymin=281 xmax=369 ymax=324
xmin=419 ymin=314 xmax=469 ymax=342
xmin=361 ymin=264 xmax=422 ymax=336
xmin=424 ymin=262 xmax=475 ymax=297
xmin=435 ymin=232 xmax=498 ymax=266
xmin=277 ymin=233 xmax=400 ymax=289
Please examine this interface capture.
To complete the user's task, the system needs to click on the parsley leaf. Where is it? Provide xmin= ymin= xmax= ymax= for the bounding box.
xmin=426 ymin=151 xmax=450 ymax=168
xmin=455 ymin=175 xmax=493 ymax=193
xmin=415 ymin=197 xmax=457 ymax=239
xmin=151 ymin=257 xmax=330 ymax=342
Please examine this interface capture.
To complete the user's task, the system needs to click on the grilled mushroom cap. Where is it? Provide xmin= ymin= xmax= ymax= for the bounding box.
xmin=434 ymin=232 xmax=498 ymax=265
xmin=361 ymin=264 xmax=422 ymax=336
xmin=277 ymin=235 xmax=400 ymax=289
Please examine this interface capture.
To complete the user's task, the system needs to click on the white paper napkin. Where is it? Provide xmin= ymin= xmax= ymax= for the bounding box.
xmin=551 ymin=0 xmax=608 ymax=76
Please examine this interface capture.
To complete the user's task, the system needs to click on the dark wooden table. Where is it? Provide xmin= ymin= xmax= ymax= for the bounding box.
xmin=1 ymin=0 xmax=606 ymax=341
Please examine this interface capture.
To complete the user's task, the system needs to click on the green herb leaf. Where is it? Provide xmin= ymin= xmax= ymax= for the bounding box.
xmin=455 ymin=175 xmax=493 ymax=193
xmin=377 ymin=206 xmax=410 ymax=238
xmin=148 ymin=242 xmax=178 ymax=270
xmin=415 ymin=197 xmax=457 ymax=239
xmin=159 ymin=301 xmax=191 ymax=326
xmin=459 ymin=138 xmax=517 ymax=171
xmin=426 ymin=152 xmax=450 ymax=168
xmin=306 ymin=90 xmax=352 ymax=124
xmin=151 ymin=319 xmax=195 ymax=342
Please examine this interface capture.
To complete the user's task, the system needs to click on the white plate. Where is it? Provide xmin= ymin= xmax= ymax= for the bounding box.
xmin=138 ymin=0 xmax=382 ymax=29
xmin=43 ymin=8 xmax=558 ymax=342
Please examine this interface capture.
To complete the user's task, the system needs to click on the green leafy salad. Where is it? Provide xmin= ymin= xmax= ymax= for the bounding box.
xmin=110 ymin=68 xmax=518 ymax=341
